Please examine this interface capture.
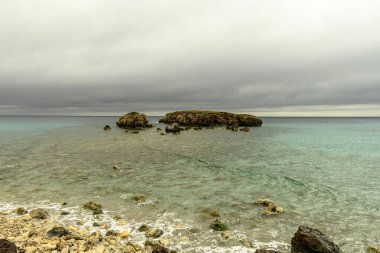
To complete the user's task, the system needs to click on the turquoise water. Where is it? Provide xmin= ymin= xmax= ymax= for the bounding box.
xmin=0 ymin=116 xmax=379 ymax=252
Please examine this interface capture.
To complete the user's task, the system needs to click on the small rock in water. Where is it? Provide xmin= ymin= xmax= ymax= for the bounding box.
xmin=210 ymin=219 xmax=227 ymax=231
xmin=239 ymin=127 xmax=250 ymax=132
xmin=83 ymin=201 xmax=102 ymax=210
xmin=117 ymin=229 xmax=131 ymax=239
xmin=131 ymin=194 xmax=147 ymax=202
xmin=202 ymin=208 xmax=220 ymax=217
xmin=92 ymin=222 xmax=101 ymax=227
xmin=255 ymin=199 xmax=284 ymax=215
xmin=240 ymin=239 xmax=253 ymax=248
xmin=146 ymin=228 xmax=164 ymax=238
xmin=0 ymin=239 xmax=17 ymax=253
xmin=112 ymin=165 xmax=121 ymax=170
xmin=14 ymin=207 xmax=28 ymax=215
xmin=105 ymin=230 xmax=118 ymax=236
xmin=60 ymin=211 xmax=70 ymax=215
xmin=368 ymin=245 xmax=380 ymax=253
xmin=83 ymin=201 xmax=103 ymax=214
xmin=103 ymin=125 xmax=111 ymax=131
xmin=138 ymin=224 xmax=164 ymax=238
xmin=30 ymin=208 xmax=49 ymax=219
xmin=151 ymin=245 xmax=177 ymax=253
xmin=47 ymin=226 xmax=70 ymax=238
xmin=291 ymin=225 xmax=342 ymax=253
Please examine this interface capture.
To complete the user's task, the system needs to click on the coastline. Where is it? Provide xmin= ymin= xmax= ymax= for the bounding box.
xmin=0 ymin=202 xmax=291 ymax=253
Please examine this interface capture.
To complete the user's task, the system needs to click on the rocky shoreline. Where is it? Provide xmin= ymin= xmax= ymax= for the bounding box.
xmin=0 ymin=201 xmax=367 ymax=253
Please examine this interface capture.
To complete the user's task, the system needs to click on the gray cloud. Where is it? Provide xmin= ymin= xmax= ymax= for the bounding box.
xmin=1 ymin=0 xmax=380 ymax=115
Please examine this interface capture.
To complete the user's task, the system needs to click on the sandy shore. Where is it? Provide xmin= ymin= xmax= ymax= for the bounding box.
xmin=0 ymin=208 xmax=176 ymax=253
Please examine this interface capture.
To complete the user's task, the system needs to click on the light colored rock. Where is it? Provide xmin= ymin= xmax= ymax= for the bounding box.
xmin=117 ymin=229 xmax=131 ymax=239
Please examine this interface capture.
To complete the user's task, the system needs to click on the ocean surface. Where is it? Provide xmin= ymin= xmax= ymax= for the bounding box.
xmin=0 ymin=116 xmax=379 ymax=252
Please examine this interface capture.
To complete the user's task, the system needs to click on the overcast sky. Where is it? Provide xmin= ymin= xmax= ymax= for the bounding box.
xmin=1 ymin=0 xmax=380 ymax=116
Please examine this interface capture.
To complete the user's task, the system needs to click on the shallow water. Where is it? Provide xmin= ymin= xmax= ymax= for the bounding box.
xmin=0 ymin=116 xmax=379 ymax=252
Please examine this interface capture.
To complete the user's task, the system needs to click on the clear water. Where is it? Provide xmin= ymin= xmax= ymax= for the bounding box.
xmin=0 ymin=116 xmax=379 ymax=252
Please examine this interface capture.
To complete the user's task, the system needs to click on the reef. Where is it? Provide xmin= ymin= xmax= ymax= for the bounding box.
xmin=159 ymin=110 xmax=262 ymax=127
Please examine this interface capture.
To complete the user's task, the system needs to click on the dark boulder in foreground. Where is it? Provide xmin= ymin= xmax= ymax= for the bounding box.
xmin=159 ymin=110 xmax=262 ymax=127
xmin=291 ymin=225 xmax=342 ymax=253
xmin=116 ymin=112 xmax=152 ymax=129
xmin=0 ymin=239 xmax=17 ymax=253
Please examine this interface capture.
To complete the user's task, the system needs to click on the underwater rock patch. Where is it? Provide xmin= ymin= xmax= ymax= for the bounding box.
xmin=210 ymin=219 xmax=228 ymax=231
xmin=255 ymin=199 xmax=284 ymax=215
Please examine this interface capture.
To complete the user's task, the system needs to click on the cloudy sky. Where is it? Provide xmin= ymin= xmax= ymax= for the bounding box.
xmin=1 ymin=0 xmax=380 ymax=116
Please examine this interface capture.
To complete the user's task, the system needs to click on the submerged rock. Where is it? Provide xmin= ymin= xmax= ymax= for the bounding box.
xmin=210 ymin=219 xmax=228 ymax=231
xmin=116 ymin=112 xmax=152 ymax=129
xmin=0 ymin=239 xmax=17 ymax=253
xmin=291 ymin=225 xmax=342 ymax=253
xmin=255 ymin=199 xmax=284 ymax=215
xmin=131 ymin=195 xmax=146 ymax=202
xmin=151 ymin=245 xmax=177 ymax=253
xmin=83 ymin=201 xmax=103 ymax=215
xmin=239 ymin=127 xmax=250 ymax=132
xmin=138 ymin=224 xmax=164 ymax=238
xmin=30 ymin=208 xmax=49 ymax=219
xmin=47 ymin=226 xmax=70 ymax=238
xmin=368 ymin=245 xmax=380 ymax=253
xmin=159 ymin=110 xmax=262 ymax=127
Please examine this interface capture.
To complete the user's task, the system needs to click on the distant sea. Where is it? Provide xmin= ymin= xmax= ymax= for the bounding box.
xmin=0 ymin=116 xmax=379 ymax=252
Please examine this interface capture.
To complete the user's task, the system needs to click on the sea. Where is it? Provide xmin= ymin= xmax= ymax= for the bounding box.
xmin=0 ymin=116 xmax=379 ymax=252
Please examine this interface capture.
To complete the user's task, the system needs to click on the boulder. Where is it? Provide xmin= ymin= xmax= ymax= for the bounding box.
xmin=0 ymin=239 xmax=17 ymax=253
xmin=159 ymin=110 xmax=262 ymax=127
xmin=138 ymin=224 xmax=164 ymax=238
xmin=103 ymin=125 xmax=111 ymax=131
xmin=30 ymin=208 xmax=49 ymax=219
xmin=116 ymin=112 xmax=151 ymax=129
xmin=291 ymin=225 xmax=342 ymax=253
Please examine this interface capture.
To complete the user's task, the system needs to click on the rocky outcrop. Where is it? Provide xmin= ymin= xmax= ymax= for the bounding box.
xmin=116 ymin=112 xmax=152 ymax=129
xmin=0 ymin=239 xmax=17 ymax=253
xmin=255 ymin=199 xmax=284 ymax=215
xmin=159 ymin=110 xmax=262 ymax=127
xmin=291 ymin=226 xmax=342 ymax=253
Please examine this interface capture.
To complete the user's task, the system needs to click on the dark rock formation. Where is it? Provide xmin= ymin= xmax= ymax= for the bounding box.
xmin=116 ymin=112 xmax=152 ymax=129
xmin=30 ymin=208 xmax=49 ymax=219
xmin=103 ymin=125 xmax=111 ymax=131
xmin=165 ymin=123 xmax=183 ymax=134
xmin=291 ymin=226 xmax=342 ymax=253
xmin=152 ymin=245 xmax=177 ymax=253
xmin=159 ymin=110 xmax=262 ymax=127
xmin=0 ymin=239 xmax=17 ymax=253
xmin=47 ymin=226 xmax=70 ymax=238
